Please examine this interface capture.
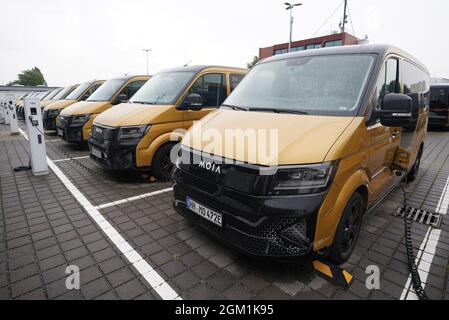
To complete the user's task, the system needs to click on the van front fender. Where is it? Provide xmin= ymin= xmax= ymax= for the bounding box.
xmin=314 ymin=168 xmax=369 ymax=251
xmin=136 ymin=130 xmax=184 ymax=167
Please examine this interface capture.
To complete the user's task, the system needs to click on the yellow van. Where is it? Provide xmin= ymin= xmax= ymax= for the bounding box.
xmin=43 ymin=80 xmax=104 ymax=130
xmin=89 ymin=66 xmax=247 ymax=179
xmin=56 ymin=75 xmax=149 ymax=143
xmin=172 ymin=45 xmax=429 ymax=264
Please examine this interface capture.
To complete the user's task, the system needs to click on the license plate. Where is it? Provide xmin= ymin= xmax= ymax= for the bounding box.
xmin=186 ymin=197 xmax=223 ymax=227
xmin=91 ymin=147 xmax=103 ymax=159
xmin=57 ymin=129 xmax=63 ymax=137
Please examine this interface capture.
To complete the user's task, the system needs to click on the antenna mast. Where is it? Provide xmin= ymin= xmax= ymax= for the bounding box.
xmin=339 ymin=0 xmax=348 ymax=33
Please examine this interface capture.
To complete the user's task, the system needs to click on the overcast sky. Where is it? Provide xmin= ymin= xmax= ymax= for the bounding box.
xmin=1 ymin=0 xmax=448 ymax=86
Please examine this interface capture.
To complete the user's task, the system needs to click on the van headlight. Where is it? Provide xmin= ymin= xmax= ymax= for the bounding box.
xmin=118 ymin=125 xmax=150 ymax=140
xmin=270 ymin=161 xmax=339 ymax=195
xmin=71 ymin=114 xmax=90 ymax=125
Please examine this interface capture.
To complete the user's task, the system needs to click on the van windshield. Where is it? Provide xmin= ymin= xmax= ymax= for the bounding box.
xmin=87 ymin=79 xmax=126 ymax=102
xmin=53 ymin=86 xmax=75 ymax=100
xmin=43 ymin=89 xmax=60 ymax=101
xmin=224 ymin=54 xmax=375 ymax=116
xmin=130 ymin=72 xmax=195 ymax=105
xmin=65 ymin=82 xmax=92 ymax=100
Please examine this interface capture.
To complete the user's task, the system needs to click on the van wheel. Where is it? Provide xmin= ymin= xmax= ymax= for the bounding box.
xmin=407 ymin=147 xmax=423 ymax=183
xmin=152 ymin=143 xmax=176 ymax=180
xmin=327 ymin=192 xmax=364 ymax=265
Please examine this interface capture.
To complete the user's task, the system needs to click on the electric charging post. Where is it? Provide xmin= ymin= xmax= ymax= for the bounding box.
xmin=24 ymin=97 xmax=48 ymax=176
xmin=0 ymin=98 xmax=5 ymax=123
xmin=6 ymin=94 xmax=19 ymax=135
xmin=3 ymin=98 xmax=10 ymax=125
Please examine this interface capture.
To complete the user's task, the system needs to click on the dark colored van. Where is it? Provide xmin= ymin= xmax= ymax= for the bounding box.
xmin=429 ymin=84 xmax=449 ymax=129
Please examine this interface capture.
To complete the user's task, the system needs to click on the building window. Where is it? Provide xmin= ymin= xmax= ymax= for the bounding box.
xmin=291 ymin=46 xmax=305 ymax=52
xmin=274 ymin=48 xmax=288 ymax=55
xmin=306 ymin=43 xmax=321 ymax=50
xmin=325 ymin=40 xmax=343 ymax=47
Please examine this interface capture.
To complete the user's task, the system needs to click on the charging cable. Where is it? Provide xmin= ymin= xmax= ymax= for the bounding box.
xmin=397 ymin=169 xmax=429 ymax=300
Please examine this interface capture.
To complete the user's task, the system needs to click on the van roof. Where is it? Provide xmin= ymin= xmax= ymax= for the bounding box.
xmin=109 ymin=75 xmax=150 ymax=81
xmin=262 ymin=44 xmax=429 ymax=74
xmin=159 ymin=65 xmax=248 ymax=74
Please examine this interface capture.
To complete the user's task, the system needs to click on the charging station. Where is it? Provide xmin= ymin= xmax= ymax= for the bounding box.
xmin=6 ymin=94 xmax=19 ymax=135
xmin=0 ymin=99 xmax=5 ymax=123
xmin=2 ymin=98 xmax=10 ymax=125
xmin=24 ymin=97 xmax=48 ymax=176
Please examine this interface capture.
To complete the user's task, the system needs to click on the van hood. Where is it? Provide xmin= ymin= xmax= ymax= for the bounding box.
xmin=60 ymin=101 xmax=110 ymax=116
xmin=94 ymin=103 xmax=177 ymax=127
xmin=44 ymin=99 xmax=77 ymax=111
xmin=182 ymin=109 xmax=355 ymax=166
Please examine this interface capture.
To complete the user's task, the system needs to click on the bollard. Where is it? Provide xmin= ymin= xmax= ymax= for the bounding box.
xmin=24 ymin=97 xmax=48 ymax=176
xmin=6 ymin=94 xmax=19 ymax=135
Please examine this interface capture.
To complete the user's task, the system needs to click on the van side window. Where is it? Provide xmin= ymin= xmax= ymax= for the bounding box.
xmin=120 ymin=80 xmax=147 ymax=99
xmin=84 ymin=83 xmax=102 ymax=99
xmin=369 ymin=58 xmax=400 ymax=125
xmin=189 ymin=73 xmax=227 ymax=108
xmin=403 ymin=61 xmax=430 ymax=115
xmin=230 ymin=74 xmax=245 ymax=92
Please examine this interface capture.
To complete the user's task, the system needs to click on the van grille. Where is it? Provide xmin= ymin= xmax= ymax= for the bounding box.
xmin=91 ymin=124 xmax=118 ymax=141
xmin=178 ymin=147 xmax=274 ymax=195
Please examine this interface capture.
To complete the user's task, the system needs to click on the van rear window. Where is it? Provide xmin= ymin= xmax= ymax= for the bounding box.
xmin=224 ymin=54 xmax=375 ymax=116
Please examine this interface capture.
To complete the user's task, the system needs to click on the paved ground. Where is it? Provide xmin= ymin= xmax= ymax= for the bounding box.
xmin=0 ymin=122 xmax=448 ymax=300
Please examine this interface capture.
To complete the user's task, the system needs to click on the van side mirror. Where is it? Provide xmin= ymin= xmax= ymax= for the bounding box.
xmin=378 ymin=93 xmax=412 ymax=127
xmin=117 ymin=94 xmax=129 ymax=104
xmin=180 ymin=93 xmax=203 ymax=111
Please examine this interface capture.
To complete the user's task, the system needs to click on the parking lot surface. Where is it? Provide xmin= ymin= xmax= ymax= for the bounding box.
xmin=0 ymin=123 xmax=448 ymax=300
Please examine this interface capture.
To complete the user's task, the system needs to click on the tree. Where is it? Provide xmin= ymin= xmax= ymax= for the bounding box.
xmin=7 ymin=67 xmax=47 ymax=86
xmin=246 ymin=56 xmax=260 ymax=69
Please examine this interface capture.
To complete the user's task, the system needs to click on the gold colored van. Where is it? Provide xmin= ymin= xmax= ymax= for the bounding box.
xmin=172 ymin=45 xmax=430 ymax=264
xmin=57 ymin=75 xmax=149 ymax=143
xmin=89 ymin=66 xmax=247 ymax=179
xmin=40 ymin=87 xmax=64 ymax=109
xmin=43 ymin=81 xmax=104 ymax=130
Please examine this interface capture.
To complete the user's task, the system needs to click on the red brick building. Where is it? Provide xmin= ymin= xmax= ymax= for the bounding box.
xmin=259 ymin=32 xmax=360 ymax=60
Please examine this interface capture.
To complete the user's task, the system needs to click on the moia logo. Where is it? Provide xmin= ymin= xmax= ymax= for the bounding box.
xmin=199 ymin=161 xmax=221 ymax=174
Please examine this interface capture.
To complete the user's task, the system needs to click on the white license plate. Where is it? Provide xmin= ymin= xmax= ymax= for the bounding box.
xmin=57 ymin=129 xmax=63 ymax=137
xmin=186 ymin=197 xmax=223 ymax=227
xmin=91 ymin=147 xmax=103 ymax=159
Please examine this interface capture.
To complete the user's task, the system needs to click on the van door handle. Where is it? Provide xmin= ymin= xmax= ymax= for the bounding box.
xmin=392 ymin=130 xmax=401 ymax=138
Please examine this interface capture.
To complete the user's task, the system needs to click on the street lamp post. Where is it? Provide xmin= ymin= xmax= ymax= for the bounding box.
xmin=142 ymin=49 xmax=152 ymax=75
xmin=284 ymin=2 xmax=302 ymax=53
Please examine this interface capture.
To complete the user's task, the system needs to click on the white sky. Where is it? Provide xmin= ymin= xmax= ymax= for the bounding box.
xmin=1 ymin=0 xmax=448 ymax=86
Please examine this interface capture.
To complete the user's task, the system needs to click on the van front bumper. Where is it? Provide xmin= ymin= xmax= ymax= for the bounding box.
xmin=57 ymin=124 xmax=84 ymax=143
xmin=429 ymin=113 xmax=449 ymax=127
xmin=172 ymin=167 xmax=327 ymax=260
xmin=88 ymin=137 xmax=140 ymax=170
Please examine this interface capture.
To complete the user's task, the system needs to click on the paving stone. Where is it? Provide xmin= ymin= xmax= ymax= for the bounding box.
xmin=11 ymin=275 xmax=42 ymax=298
xmin=81 ymin=277 xmax=111 ymax=300
xmin=106 ymin=267 xmax=135 ymax=288
xmin=110 ymin=274 xmax=145 ymax=299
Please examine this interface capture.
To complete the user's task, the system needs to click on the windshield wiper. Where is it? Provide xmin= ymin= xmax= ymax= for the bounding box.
xmin=221 ymin=104 xmax=249 ymax=111
xmin=248 ymin=108 xmax=309 ymax=115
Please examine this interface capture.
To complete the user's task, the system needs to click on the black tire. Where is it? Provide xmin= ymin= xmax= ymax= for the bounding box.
xmin=407 ymin=147 xmax=423 ymax=183
xmin=152 ymin=143 xmax=176 ymax=180
xmin=328 ymin=192 xmax=365 ymax=265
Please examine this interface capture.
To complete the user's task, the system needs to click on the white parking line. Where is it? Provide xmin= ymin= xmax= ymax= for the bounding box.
xmin=53 ymin=156 xmax=90 ymax=163
xmin=18 ymin=128 xmax=181 ymax=300
xmin=400 ymin=175 xmax=449 ymax=300
xmin=95 ymin=188 xmax=173 ymax=210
